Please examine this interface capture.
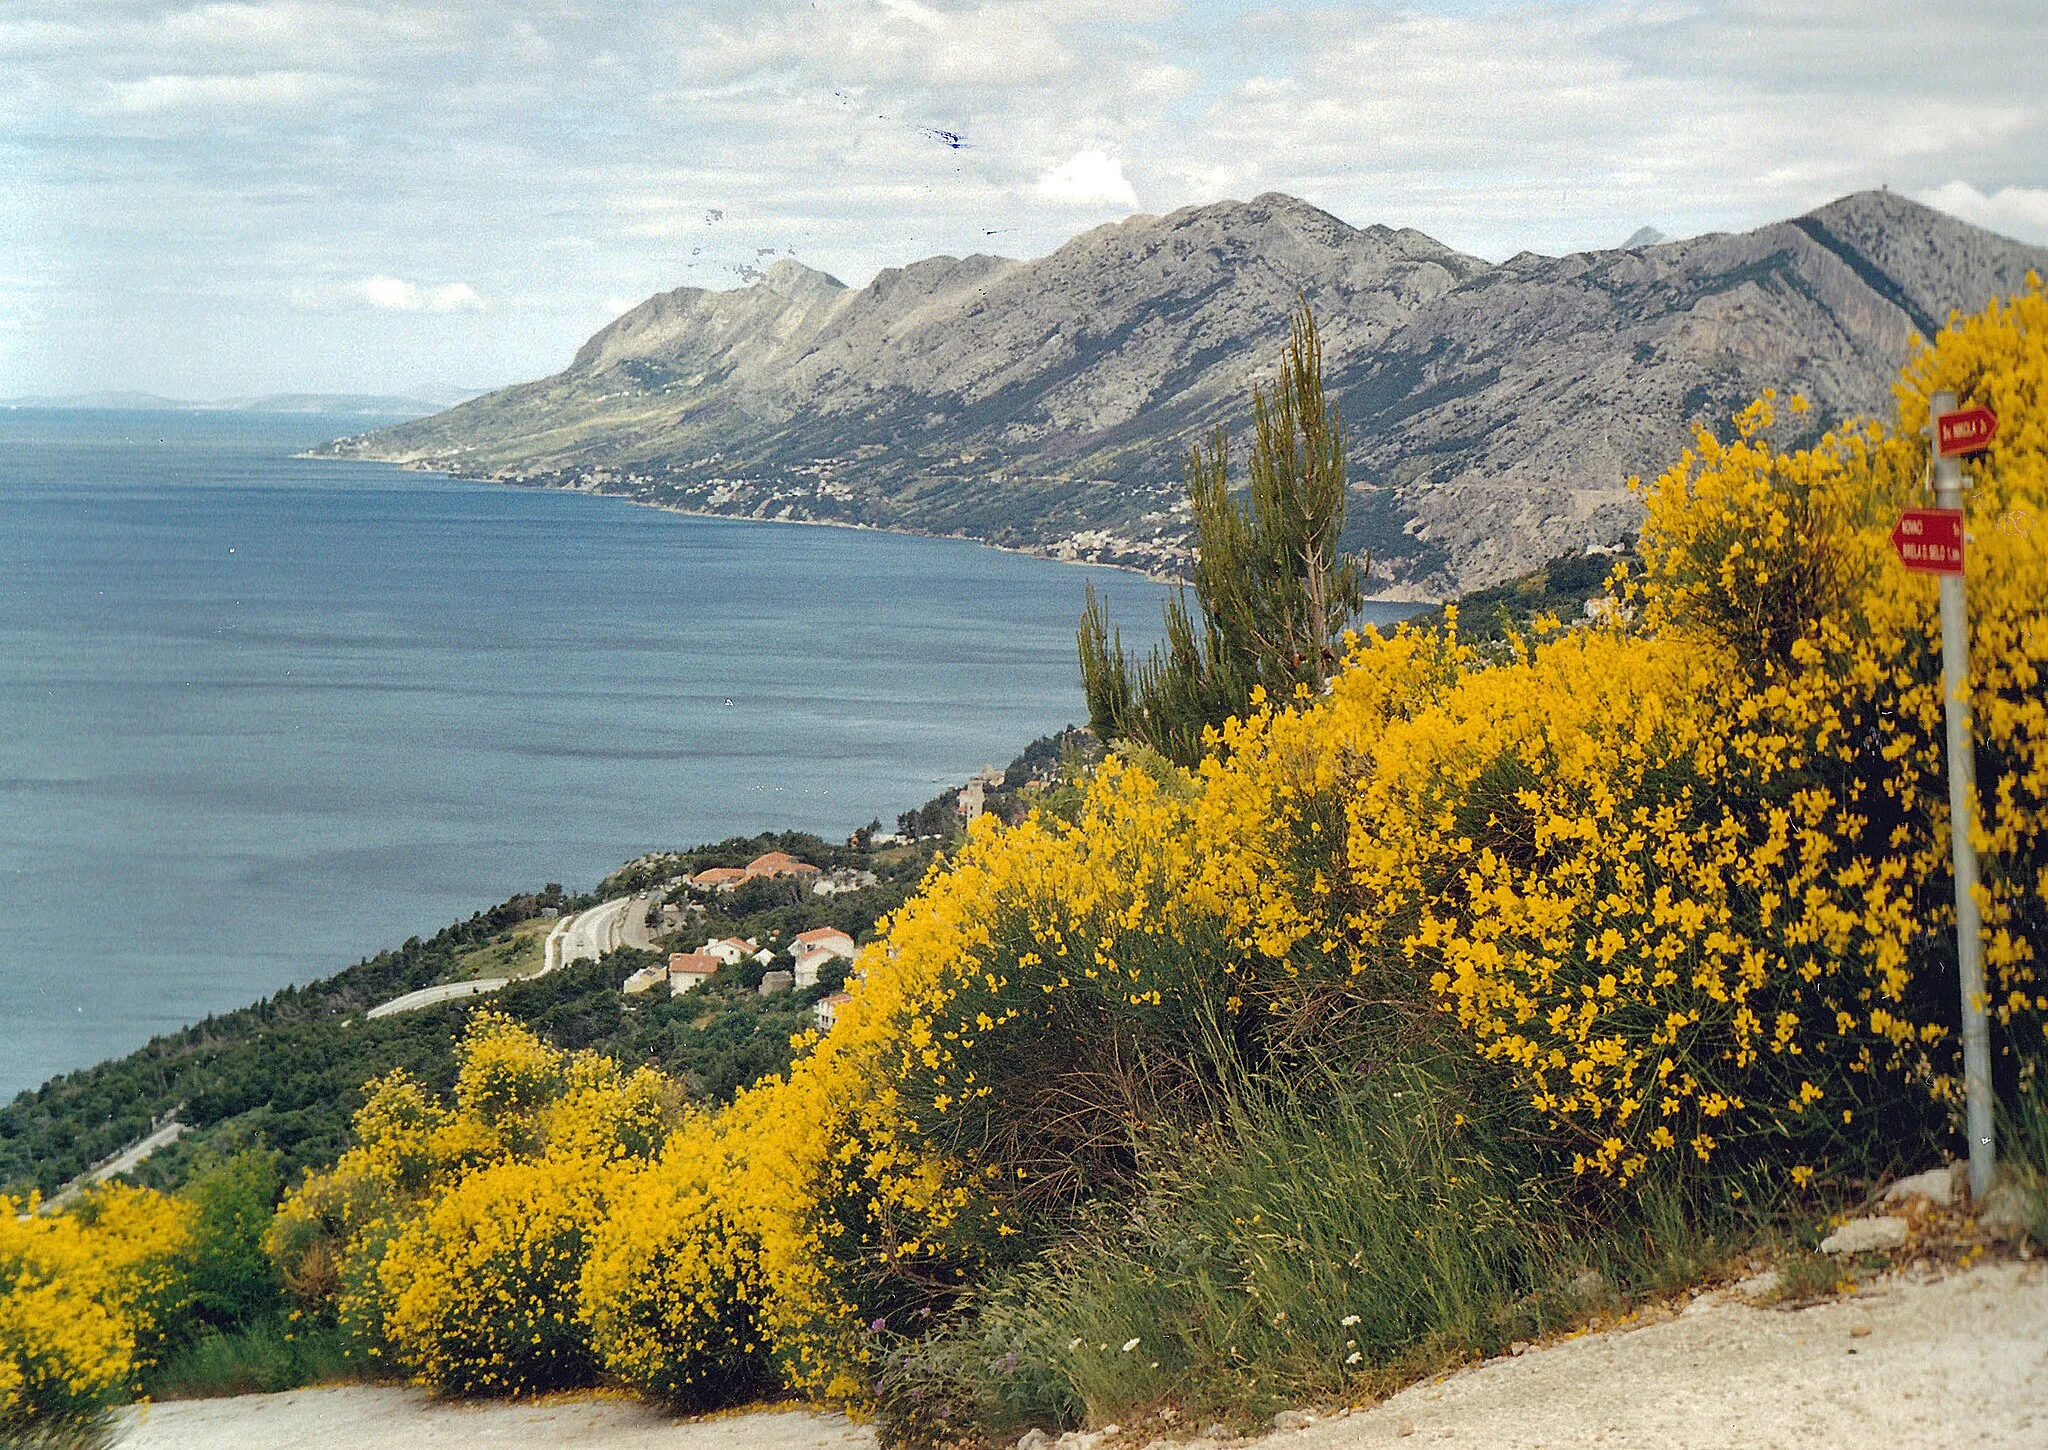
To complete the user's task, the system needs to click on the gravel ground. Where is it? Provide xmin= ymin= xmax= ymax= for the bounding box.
xmin=113 ymin=1393 xmax=875 ymax=1450
xmin=109 ymin=1261 xmax=2045 ymax=1450
xmin=1281 ymin=1259 xmax=2047 ymax=1450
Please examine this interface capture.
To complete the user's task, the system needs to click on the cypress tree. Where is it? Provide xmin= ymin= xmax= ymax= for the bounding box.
xmin=1079 ymin=303 xmax=1365 ymax=766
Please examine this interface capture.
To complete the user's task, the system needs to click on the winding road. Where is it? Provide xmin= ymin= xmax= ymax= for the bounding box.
xmin=366 ymin=895 xmax=654 ymax=1020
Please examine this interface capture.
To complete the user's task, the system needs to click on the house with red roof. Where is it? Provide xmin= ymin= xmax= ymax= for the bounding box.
xmin=744 ymin=851 xmax=821 ymax=881
xmin=668 ymin=952 xmax=721 ymax=995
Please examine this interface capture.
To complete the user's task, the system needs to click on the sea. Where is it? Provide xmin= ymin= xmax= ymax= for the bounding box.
xmin=0 ymin=408 xmax=1414 ymax=1099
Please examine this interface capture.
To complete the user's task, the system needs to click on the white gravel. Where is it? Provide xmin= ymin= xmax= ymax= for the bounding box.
xmin=1286 ymin=1260 xmax=2047 ymax=1450
xmin=109 ymin=1260 xmax=2046 ymax=1450
xmin=113 ymin=1392 xmax=874 ymax=1450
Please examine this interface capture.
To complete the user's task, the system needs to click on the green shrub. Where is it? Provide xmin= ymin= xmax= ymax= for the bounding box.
xmin=147 ymin=1318 xmax=355 ymax=1400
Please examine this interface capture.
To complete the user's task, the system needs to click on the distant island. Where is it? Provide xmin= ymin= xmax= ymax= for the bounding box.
xmin=313 ymin=189 xmax=2047 ymax=597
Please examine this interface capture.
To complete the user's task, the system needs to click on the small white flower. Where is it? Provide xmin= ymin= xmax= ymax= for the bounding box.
xmin=1121 ymin=1337 xmax=1141 ymax=1352
xmin=1068 ymin=1337 xmax=1084 ymax=1350
xmin=1341 ymin=1314 xmax=1361 ymax=1326
xmin=1345 ymin=1351 xmax=1362 ymax=1365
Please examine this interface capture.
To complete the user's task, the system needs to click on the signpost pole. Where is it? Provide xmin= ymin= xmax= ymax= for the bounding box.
xmin=1928 ymin=388 xmax=1995 ymax=1203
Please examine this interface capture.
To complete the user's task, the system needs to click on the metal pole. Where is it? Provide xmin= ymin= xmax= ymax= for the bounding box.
xmin=1928 ymin=388 xmax=1995 ymax=1202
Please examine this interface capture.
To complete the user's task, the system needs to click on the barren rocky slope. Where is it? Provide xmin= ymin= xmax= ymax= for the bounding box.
xmin=322 ymin=191 xmax=2046 ymax=596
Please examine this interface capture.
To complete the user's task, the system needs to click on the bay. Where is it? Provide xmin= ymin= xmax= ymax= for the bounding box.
xmin=0 ymin=408 xmax=1412 ymax=1099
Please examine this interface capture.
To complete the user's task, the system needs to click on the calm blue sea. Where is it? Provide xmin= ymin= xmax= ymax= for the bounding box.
xmin=0 ymin=409 xmax=1414 ymax=1098
xmin=0 ymin=409 xmax=1169 ymax=1095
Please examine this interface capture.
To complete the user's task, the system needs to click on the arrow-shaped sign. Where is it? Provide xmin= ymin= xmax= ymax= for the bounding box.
xmin=1892 ymin=507 xmax=1966 ymax=574
xmin=1935 ymin=405 xmax=1998 ymax=458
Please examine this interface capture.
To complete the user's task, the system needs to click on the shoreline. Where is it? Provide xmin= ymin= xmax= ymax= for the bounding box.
xmin=298 ymin=450 xmax=1444 ymax=605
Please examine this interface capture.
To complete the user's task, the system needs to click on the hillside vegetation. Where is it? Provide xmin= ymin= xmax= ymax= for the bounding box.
xmin=7 ymin=286 xmax=2047 ymax=1448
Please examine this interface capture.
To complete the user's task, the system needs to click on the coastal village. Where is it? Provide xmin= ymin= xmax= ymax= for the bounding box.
xmin=618 ymin=846 xmax=863 ymax=1027
xmin=609 ymin=761 xmax=1015 ymax=1025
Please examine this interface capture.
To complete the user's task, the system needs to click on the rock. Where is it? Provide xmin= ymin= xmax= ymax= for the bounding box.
xmin=1819 ymin=1216 xmax=1910 ymax=1255
xmin=1272 ymin=1410 xmax=1316 ymax=1431
xmin=1509 ymin=1340 xmax=1531 ymax=1355
xmin=1567 ymin=1268 xmax=1608 ymax=1303
xmin=1017 ymin=1431 xmax=1051 ymax=1450
xmin=1732 ymin=1269 xmax=1782 ymax=1301
xmin=1395 ymin=1418 xmax=1416 ymax=1438
xmin=1980 ymin=1178 xmax=2043 ymax=1233
xmin=1201 ymin=1425 xmax=1231 ymax=1442
xmin=1053 ymin=1433 xmax=1097 ymax=1450
xmin=1883 ymin=1164 xmax=1963 ymax=1208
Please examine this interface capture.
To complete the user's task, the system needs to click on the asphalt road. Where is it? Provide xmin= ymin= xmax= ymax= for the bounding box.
xmin=558 ymin=893 xmax=648 ymax=965
xmin=367 ymin=906 xmax=592 ymax=1020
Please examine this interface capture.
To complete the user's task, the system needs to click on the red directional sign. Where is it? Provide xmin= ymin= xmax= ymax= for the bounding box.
xmin=1935 ymin=405 xmax=1998 ymax=457
xmin=1892 ymin=508 xmax=1966 ymax=574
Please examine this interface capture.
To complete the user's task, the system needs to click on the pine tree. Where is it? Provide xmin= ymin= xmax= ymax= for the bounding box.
xmin=1079 ymin=303 xmax=1365 ymax=765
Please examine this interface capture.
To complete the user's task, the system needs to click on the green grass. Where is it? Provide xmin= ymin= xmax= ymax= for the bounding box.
xmin=876 ymin=1051 xmax=1789 ymax=1446
xmin=879 ymin=1055 xmax=1573 ymax=1441
xmin=145 ymin=1319 xmax=362 ymax=1401
xmin=0 ymin=1410 xmax=118 ymax=1450
xmin=451 ymin=917 xmax=553 ymax=981
xmin=1999 ymin=1078 xmax=2048 ymax=1244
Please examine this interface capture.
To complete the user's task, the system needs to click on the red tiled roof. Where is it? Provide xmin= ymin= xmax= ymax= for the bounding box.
xmin=745 ymin=851 xmax=820 ymax=876
xmin=794 ymin=927 xmax=854 ymax=949
xmin=668 ymin=952 xmax=721 ymax=974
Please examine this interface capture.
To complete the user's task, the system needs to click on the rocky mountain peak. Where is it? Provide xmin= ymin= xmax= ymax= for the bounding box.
xmin=333 ymin=192 xmax=2048 ymax=597
xmin=761 ymin=259 xmax=845 ymax=299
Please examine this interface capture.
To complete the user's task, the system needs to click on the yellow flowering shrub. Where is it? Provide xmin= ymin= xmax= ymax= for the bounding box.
xmin=377 ymin=1154 xmax=613 ymax=1394
xmin=579 ymin=1112 xmax=770 ymax=1406
xmin=281 ymin=286 xmax=2043 ymax=1418
xmin=270 ymin=1012 xmax=677 ymax=1392
xmin=0 ymin=1185 xmax=193 ymax=1433
xmin=1411 ymin=284 xmax=2048 ymax=1180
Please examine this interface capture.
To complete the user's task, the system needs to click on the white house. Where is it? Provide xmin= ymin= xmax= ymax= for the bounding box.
xmin=792 ymin=926 xmax=855 ymax=958
xmin=790 ymin=928 xmax=857 ymax=988
xmin=667 ymin=952 xmax=721 ymax=995
xmin=621 ymin=964 xmax=668 ymax=996
xmin=703 ymin=937 xmax=757 ymax=966
xmin=813 ymin=991 xmax=853 ymax=1030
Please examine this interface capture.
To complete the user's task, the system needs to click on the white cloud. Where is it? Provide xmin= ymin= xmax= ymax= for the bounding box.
xmin=9 ymin=0 xmax=2048 ymax=395
xmin=354 ymin=277 xmax=483 ymax=312
xmin=1036 ymin=149 xmax=1138 ymax=207
xmin=102 ymin=69 xmax=354 ymax=115
xmin=1918 ymin=181 xmax=2048 ymax=244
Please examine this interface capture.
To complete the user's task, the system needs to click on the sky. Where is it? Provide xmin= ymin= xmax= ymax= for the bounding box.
xmin=3 ymin=0 xmax=2045 ymax=399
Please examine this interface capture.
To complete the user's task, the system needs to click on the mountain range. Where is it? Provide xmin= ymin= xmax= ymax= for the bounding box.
xmin=318 ymin=191 xmax=2047 ymax=596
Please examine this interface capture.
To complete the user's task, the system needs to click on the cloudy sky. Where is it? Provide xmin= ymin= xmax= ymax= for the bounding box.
xmin=3 ymin=0 xmax=2044 ymax=398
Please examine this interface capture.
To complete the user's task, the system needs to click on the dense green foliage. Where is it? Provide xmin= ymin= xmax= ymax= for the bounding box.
xmin=1411 ymin=546 xmax=1641 ymax=645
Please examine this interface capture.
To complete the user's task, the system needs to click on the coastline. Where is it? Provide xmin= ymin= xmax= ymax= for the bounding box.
xmin=298 ymin=450 xmax=1445 ymax=604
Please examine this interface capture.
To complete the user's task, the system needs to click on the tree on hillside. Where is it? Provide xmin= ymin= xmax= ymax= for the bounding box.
xmin=1079 ymin=302 xmax=1366 ymax=765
